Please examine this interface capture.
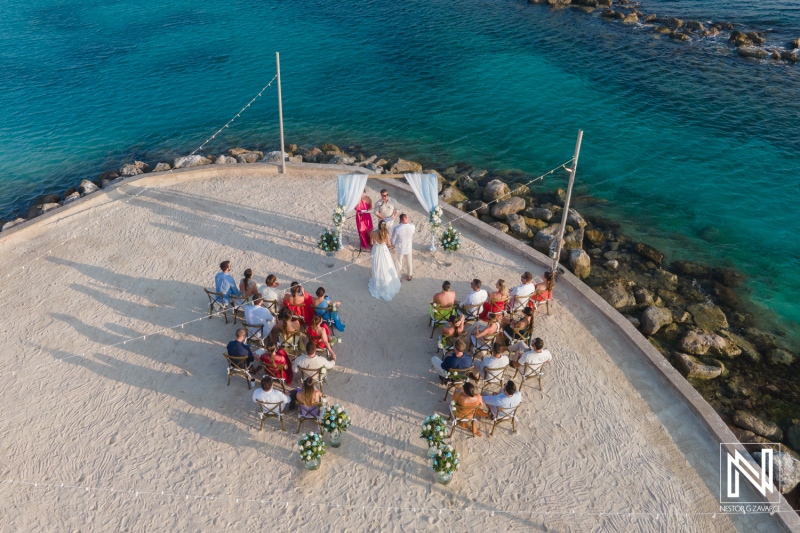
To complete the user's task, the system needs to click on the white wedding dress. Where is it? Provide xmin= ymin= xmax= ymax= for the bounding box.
xmin=368 ymin=240 xmax=401 ymax=301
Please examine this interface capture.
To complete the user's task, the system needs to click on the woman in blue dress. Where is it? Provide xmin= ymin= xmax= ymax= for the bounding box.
xmin=312 ymin=287 xmax=346 ymax=332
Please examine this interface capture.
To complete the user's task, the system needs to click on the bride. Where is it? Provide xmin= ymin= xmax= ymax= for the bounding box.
xmin=368 ymin=220 xmax=402 ymax=301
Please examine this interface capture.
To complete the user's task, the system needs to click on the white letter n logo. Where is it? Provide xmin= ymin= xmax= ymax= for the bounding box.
xmin=727 ymin=449 xmax=774 ymax=498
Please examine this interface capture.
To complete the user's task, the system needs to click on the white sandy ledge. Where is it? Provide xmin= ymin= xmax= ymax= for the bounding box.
xmin=0 ymin=163 xmax=796 ymax=532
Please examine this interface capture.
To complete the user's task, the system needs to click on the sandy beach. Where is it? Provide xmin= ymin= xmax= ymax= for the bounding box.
xmin=0 ymin=166 xmax=787 ymax=532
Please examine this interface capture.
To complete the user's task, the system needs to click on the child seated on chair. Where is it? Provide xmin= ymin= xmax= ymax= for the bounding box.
xmin=452 ymin=382 xmax=489 ymax=437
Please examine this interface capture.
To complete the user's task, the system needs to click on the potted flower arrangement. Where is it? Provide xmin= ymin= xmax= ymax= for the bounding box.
xmin=420 ymin=414 xmax=448 ymax=457
xmin=297 ymin=432 xmax=327 ymax=470
xmin=318 ymin=228 xmax=341 ymax=266
xmin=321 ymin=404 xmax=351 ymax=448
xmin=439 ymin=224 xmax=461 ymax=266
xmin=332 ymin=205 xmax=346 ymax=229
xmin=429 ymin=205 xmax=444 ymax=229
xmin=431 ymin=443 xmax=459 ymax=484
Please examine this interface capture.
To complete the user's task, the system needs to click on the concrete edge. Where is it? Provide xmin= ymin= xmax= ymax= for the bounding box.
xmin=3 ymin=161 xmax=797 ymax=529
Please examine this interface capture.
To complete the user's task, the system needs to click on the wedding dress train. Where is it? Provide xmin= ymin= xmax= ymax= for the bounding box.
xmin=368 ymin=242 xmax=401 ymax=301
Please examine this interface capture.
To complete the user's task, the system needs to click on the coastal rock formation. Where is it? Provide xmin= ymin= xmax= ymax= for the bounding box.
xmin=634 ymin=242 xmax=664 ymax=265
xmin=769 ymin=348 xmax=796 ymax=366
xmin=228 ymin=147 xmax=251 ymax=156
xmin=734 ymin=411 xmax=783 ymax=441
xmin=679 ymin=330 xmax=741 ymax=357
xmin=737 ymin=46 xmax=769 ymax=59
xmin=465 ymin=200 xmax=490 ymax=217
xmin=676 ymin=353 xmax=724 ymax=380
xmin=788 ymin=425 xmax=800 ymax=451
xmin=584 ymin=228 xmax=605 ymax=245
xmin=566 ymin=208 xmax=586 ymax=229
xmin=62 ymin=191 xmax=81 ymax=205
xmin=569 ymin=248 xmax=591 ymax=279
xmin=302 ymin=147 xmax=322 ymax=162
xmin=622 ymin=12 xmax=638 ymax=24
xmin=236 ymin=151 xmax=263 ymax=164
xmin=641 ymin=306 xmax=672 ymax=335
xmin=120 ymin=163 xmax=144 ymax=176
xmin=525 ymin=207 xmax=553 ymax=221
xmin=790 ymin=38 xmax=800 ymax=50
xmin=329 ymin=154 xmax=356 ymax=165
xmin=79 ymin=179 xmax=99 ymax=196
xmin=483 ymin=180 xmax=511 ymax=202
xmin=491 ymin=197 xmax=526 ymax=219
xmin=1 ymin=218 xmax=25 ymax=231
xmin=687 ymin=303 xmax=728 ymax=331
xmin=753 ymin=452 xmax=800 ymax=494
xmin=457 ymin=174 xmax=478 ymax=193
xmin=389 ymin=158 xmax=422 ymax=173
xmin=489 ymin=221 xmax=509 ymax=234
xmin=215 ymin=155 xmax=238 ymax=164
xmin=604 ymin=259 xmax=619 ymax=270
xmin=599 ymin=280 xmax=635 ymax=310
xmin=174 ymin=155 xmax=211 ymax=169
xmin=533 ymin=225 xmax=559 ymax=255
xmin=440 ymin=186 xmax=468 ymax=205
xmin=562 ymin=227 xmax=585 ymax=251
xmin=262 ymin=151 xmax=288 ymax=163
xmin=153 ymin=162 xmax=171 ymax=172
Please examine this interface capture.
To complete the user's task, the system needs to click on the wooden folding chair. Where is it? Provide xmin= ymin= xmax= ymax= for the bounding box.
xmin=229 ymin=295 xmax=248 ymax=325
xmin=490 ymin=404 xmax=520 ymax=436
xmin=315 ymin=304 xmax=339 ymax=338
xmin=243 ymin=322 xmax=265 ymax=348
xmin=460 ymin=303 xmax=483 ymax=325
xmin=297 ymin=366 xmax=327 ymax=394
xmin=261 ymin=362 xmax=291 ymax=392
xmin=472 ymin=332 xmax=498 ymax=359
xmin=256 ymin=400 xmax=286 ymax=431
xmin=443 ymin=366 xmax=475 ymax=402
xmin=504 ymin=319 xmax=534 ymax=347
xmin=297 ymin=402 xmax=323 ymax=434
xmin=479 ymin=364 xmax=509 ymax=394
xmin=204 ymin=288 xmax=229 ymax=323
xmin=429 ymin=303 xmax=456 ymax=339
xmin=277 ymin=331 xmax=303 ymax=359
xmin=263 ymin=299 xmax=279 ymax=316
xmin=514 ymin=360 xmax=551 ymax=391
xmin=447 ymin=401 xmax=480 ymax=438
xmin=509 ymin=294 xmax=531 ymax=314
xmin=224 ymin=353 xmax=254 ymax=389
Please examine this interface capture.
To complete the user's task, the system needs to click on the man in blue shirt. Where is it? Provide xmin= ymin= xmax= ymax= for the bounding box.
xmin=431 ymin=339 xmax=473 ymax=380
xmin=215 ymin=260 xmax=241 ymax=304
xmin=226 ymin=328 xmax=256 ymax=380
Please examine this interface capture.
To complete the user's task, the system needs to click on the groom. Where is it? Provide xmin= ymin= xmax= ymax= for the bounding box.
xmin=391 ymin=214 xmax=415 ymax=281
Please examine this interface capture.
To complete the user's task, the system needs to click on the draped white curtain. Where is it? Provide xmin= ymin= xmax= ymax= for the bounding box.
xmin=403 ymin=173 xmax=438 ymax=213
xmin=337 ymin=173 xmax=369 ymax=212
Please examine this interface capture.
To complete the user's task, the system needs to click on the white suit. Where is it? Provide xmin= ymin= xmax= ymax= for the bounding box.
xmin=391 ymin=222 xmax=415 ymax=278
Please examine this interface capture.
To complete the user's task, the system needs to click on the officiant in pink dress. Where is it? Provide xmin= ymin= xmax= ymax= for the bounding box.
xmin=355 ymin=192 xmax=373 ymax=250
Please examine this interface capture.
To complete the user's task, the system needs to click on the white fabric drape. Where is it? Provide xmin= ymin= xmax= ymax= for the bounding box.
xmin=337 ymin=173 xmax=369 ymax=212
xmin=404 ymin=173 xmax=439 ymax=213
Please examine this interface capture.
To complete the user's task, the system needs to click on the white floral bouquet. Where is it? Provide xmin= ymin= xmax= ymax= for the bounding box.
xmin=429 ymin=205 xmax=444 ymax=229
xmin=439 ymin=224 xmax=461 ymax=252
xmin=333 ymin=205 xmax=346 ymax=229
xmin=431 ymin=443 xmax=459 ymax=474
xmin=298 ymin=432 xmax=327 ymax=462
xmin=420 ymin=414 xmax=448 ymax=446
xmin=318 ymin=228 xmax=341 ymax=252
xmin=321 ymin=404 xmax=351 ymax=434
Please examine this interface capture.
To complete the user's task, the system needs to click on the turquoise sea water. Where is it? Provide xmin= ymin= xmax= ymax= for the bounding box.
xmin=1 ymin=0 xmax=799 ymax=330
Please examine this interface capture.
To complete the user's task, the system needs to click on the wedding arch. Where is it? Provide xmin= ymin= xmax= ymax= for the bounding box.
xmin=333 ymin=172 xmax=443 ymax=251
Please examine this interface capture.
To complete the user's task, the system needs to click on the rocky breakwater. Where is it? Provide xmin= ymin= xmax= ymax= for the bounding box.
xmin=527 ymin=0 xmax=800 ymax=65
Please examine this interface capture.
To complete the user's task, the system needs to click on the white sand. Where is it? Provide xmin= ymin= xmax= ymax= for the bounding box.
xmin=0 ymin=167 xmax=779 ymax=531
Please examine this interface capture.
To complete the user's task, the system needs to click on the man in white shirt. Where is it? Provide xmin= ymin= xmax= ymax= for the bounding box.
xmin=252 ymin=376 xmax=290 ymax=411
xmin=462 ymin=279 xmax=488 ymax=308
xmin=292 ymin=341 xmax=336 ymax=375
xmin=509 ymin=271 xmax=536 ymax=310
xmin=391 ymin=213 xmax=415 ymax=281
xmin=482 ymin=380 xmax=523 ymax=417
xmin=472 ymin=342 xmax=510 ymax=379
xmin=244 ymin=294 xmax=275 ymax=339
xmin=511 ymin=337 xmax=553 ymax=369
xmin=374 ymin=189 xmax=399 ymax=231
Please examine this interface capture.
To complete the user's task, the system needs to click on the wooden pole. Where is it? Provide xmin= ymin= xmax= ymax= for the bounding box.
xmin=276 ymin=52 xmax=286 ymax=175
xmin=553 ymin=130 xmax=584 ymax=274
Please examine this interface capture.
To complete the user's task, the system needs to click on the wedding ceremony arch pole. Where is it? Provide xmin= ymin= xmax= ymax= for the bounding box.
xmin=276 ymin=52 xmax=286 ymax=175
xmin=552 ymin=130 xmax=584 ymax=274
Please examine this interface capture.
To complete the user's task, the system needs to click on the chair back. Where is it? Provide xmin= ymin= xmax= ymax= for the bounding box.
xmin=243 ymin=322 xmax=265 ymax=345
xmin=510 ymin=294 xmax=531 ymax=313
xmin=298 ymin=403 xmax=321 ymax=420
xmin=483 ymin=364 xmax=508 ymax=386
xmin=278 ymin=330 xmax=302 ymax=357
xmin=263 ymin=299 xmax=279 ymax=316
xmin=449 ymin=399 xmax=478 ymax=422
xmin=473 ymin=331 xmax=498 ymax=355
xmin=446 ymin=365 xmax=474 ymax=384
xmin=224 ymin=353 xmax=249 ymax=370
xmin=205 ymin=288 xmax=226 ymax=306
xmin=495 ymin=404 xmax=519 ymax=421
xmin=521 ymin=359 xmax=550 ymax=378
xmin=229 ymin=295 xmax=248 ymax=324
xmin=257 ymin=400 xmax=284 ymax=417
xmin=261 ymin=361 xmax=289 ymax=390
xmin=460 ymin=303 xmax=482 ymax=323
xmin=430 ymin=303 xmax=456 ymax=322
xmin=488 ymin=296 xmax=510 ymax=316
xmin=297 ymin=366 xmax=326 ymax=387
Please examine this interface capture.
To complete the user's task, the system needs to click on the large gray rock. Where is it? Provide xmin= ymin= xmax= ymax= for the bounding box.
xmin=787 ymin=425 xmax=800 ymax=451
xmin=753 ymin=452 xmax=800 ymax=494
xmin=61 ymin=191 xmax=81 ymax=205
xmin=525 ymin=207 xmax=553 ymax=221
xmin=237 ymin=151 xmax=263 ymax=164
xmin=641 ymin=306 xmax=672 ymax=335
xmin=483 ymin=180 xmax=511 ymax=202
xmin=738 ymin=46 xmax=769 ymax=59
xmin=329 ymin=154 xmax=356 ymax=166
xmin=675 ymin=353 xmax=724 ymax=380
xmin=622 ymin=12 xmax=638 ymax=24
xmin=679 ymin=330 xmax=741 ymax=357
xmin=734 ymin=411 xmax=783 ymax=441
xmin=507 ymin=214 xmax=531 ymax=238
xmin=228 ymin=147 xmax=252 ymax=156
xmin=533 ymin=225 xmax=560 ymax=255
xmin=119 ymin=163 xmax=143 ymax=177
xmin=174 ymin=155 xmax=211 ymax=168
xmin=215 ymin=155 xmax=238 ymax=164
xmin=491 ymin=197 xmax=526 ymax=219
xmin=566 ymin=208 xmax=586 ymax=229
xmin=599 ymin=280 xmax=635 ymax=309
xmin=261 ymin=151 xmax=288 ymax=163
xmin=1 ymin=218 xmax=26 ymax=231
xmin=489 ymin=222 xmax=509 ymax=234
xmin=465 ymin=200 xmax=490 ymax=217
xmin=687 ymin=303 xmax=728 ymax=331
xmin=153 ymin=162 xmax=171 ymax=172
xmin=389 ymin=158 xmax=422 ymax=173
xmin=440 ymin=186 xmax=467 ymax=205
xmin=456 ymin=174 xmax=478 ymax=193
xmin=562 ymin=227 xmax=585 ymax=251
xmin=78 ymin=179 xmax=99 ymax=195
xmin=569 ymin=249 xmax=591 ymax=279
xmin=634 ymin=242 xmax=664 ymax=265
xmin=302 ymin=147 xmax=322 ymax=162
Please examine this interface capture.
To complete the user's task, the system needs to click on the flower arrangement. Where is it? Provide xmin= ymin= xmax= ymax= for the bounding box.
xmin=431 ymin=443 xmax=459 ymax=475
xmin=321 ymin=404 xmax=351 ymax=434
xmin=429 ymin=205 xmax=444 ymax=229
xmin=298 ymin=432 xmax=327 ymax=462
xmin=420 ymin=414 xmax=448 ymax=447
xmin=318 ymin=228 xmax=341 ymax=252
xmin=439 ymin=224 xmax=461 ymax=252
xmin=332 ymin=205 xmax=346 ymax=229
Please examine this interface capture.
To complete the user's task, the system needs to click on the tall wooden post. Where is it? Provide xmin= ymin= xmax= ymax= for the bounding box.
xmin=276 ymin=52 xmax=286 ymax=174
xmin=553 ymin=130 xmax=584 ymax=274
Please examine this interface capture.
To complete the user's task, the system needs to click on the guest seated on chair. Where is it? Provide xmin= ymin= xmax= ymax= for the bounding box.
xmin=431 ymin=339 xmax=472 ymax=381
xmin=239 ymin=268 xmax=258 ymax=301
xmin=284 ymin=282 xmax=314 ymax=324
xmin=292 ymin=341 xmax=336 ymax=375
xmin=502 ymin=307 xmax=532 ymax=339
xmin=441 ymin=313 xmax=465 ymax=340
xmin=530 ymin=271 xmax=555 ymax=304
xmin=479 ymin=279 xmax=509 ymax=320
xmin=482 ymin=380 xmax=522 ymax=417
xmin=510 ymin=337 xmax=553 ymax=369
xmin=252 ymin=376 xmax=290 ymax=410
xmin=215 ymin=260 xmax=242 ymax=304
xmin=463 ymin=279 xmax=489 ymax=307
xmin=226 ymin=327 xmax=256 ymax=374
xmin=271 ymin=307 xmax=303 ymax=344
xmin=259 ymin=274 xmax=280 ymax=303
xmin=472 ymin=341 xmax=510 ymax=380
xmin=452 ymin=382 xmax=490 ymax=436
xmin=432 ymin=280 xmax=457 ymax=308
xmin=509 ymin=271 xmax=536 ymax=306
xmin=244 ymin=293 xmax=275 ymax=338
xmin=258 ymin=341 xmax=294 ymax=384
xmin=288 ymin=377 xmax=324 ymax=413
xmin=312 ymin=286 xmax=346 ymax=332
xmin=467 ymin=313 xmax=500 ymax=351
xmin=307 ymin=316 xmax=337 ymax=361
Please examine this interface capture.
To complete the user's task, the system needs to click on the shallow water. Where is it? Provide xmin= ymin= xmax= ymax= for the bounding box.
xmin=0 ymin=0 xmax=798 ymax=330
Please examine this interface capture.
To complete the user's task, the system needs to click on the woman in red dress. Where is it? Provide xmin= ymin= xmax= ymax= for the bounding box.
xmin=529 ymin=271 xmax=555 ymax=305
xmin=307 ymin=316 xmax=337 ymax=360
xmin=258 ymin=340 xmax=294 ymax=385
xmin=355 ymin=192 xmax=373 ymax=251
xmin=479 ymin=279 xmax=510 ymax=320
xmin=283 ymin=284 xmax=314 ymax=324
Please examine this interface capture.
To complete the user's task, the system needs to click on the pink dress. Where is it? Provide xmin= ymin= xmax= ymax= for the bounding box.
xmin=355 ymin=198 xmax=373 ymax=250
